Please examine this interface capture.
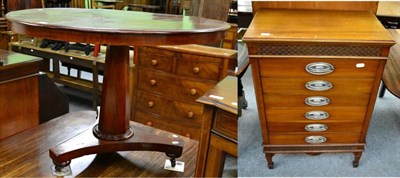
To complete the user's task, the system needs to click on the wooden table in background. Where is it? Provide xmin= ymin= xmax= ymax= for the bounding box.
xmin=196 ymin=76 xmax=238 ymax=177
xmin=0 ymin=49 xmax=42 ymax=140
xmin=0 ymin=111 xmax=198 ymax=177
xmin=380 ymin=29 xmax=400 ymax=98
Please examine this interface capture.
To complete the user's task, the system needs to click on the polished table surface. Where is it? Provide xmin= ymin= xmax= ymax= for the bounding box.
xmin=6 ymin=8 xmax=229 ymax=172
xmin=0 ymin=111 xmax=198 ymax=177
xmin=6 ymin=8 xmax=230 ymax=46
xmin=382 ymin=29 xmax=400 ymax=98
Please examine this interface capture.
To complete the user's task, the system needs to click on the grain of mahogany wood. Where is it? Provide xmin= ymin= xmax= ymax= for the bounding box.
xmin=252 ymin=1 xmax=379 ymax=15
xmin=382 ymin=29 xmax=400 ymax=98
xmin=0 ymin=111 xmax=198 ymax=177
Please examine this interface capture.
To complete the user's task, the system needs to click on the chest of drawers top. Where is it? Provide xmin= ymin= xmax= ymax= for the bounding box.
xmin=243 ymin=9 xmax=394 ymax=48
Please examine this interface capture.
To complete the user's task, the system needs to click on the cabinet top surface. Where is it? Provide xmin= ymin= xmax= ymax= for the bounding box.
xmin=6 ymin=8 xmax=229 ymax=34
xmin=0 ymin=49 xmax=42 ymax=69
xmin=243 ymin=9 xmax=394 ymax=45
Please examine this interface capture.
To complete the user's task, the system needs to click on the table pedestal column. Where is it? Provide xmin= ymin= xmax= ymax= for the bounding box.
xmin=49 ymin=45 xmax=183 ymax=174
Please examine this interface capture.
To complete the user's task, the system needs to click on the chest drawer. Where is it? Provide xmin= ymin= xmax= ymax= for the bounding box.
xmin=259 ymin=58 xmax=380 ymax=78
xmin=173 ymin=101 xmax=204 ymax=126
xmin=266 ymin=107 xmax=367 ymax=122
xmin=213 ymin=109 xmax=237 ymax=141
xmin=267 ymin=121 xmax=363 ymax=133
xmin=176 ymin=54 xmax=223 ymax=81
xmin=262 ymin=78 xmax=374 ymax=95
xmin=136 ymin=90 xmax=172 ymax=117
xmin=269 ymin=133 xmax=361 ymax=145
xmin=136 ymin=90 xmax=205 ymax=126
xmin=137 ymin=47 xmax=175 ymax=73
xmin=137 ymin=69 xmax=216 ymax=102
xmin=134 ymin=111 xmax=202 ymax=140
xmin=264 ymin=93 xmax=370 ymax=107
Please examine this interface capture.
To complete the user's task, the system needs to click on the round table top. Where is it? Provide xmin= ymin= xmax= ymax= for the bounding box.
xmin=6 ymin=8 xmax=230 ymax=46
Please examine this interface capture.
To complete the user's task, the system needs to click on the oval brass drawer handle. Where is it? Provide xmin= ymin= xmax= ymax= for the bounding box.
xmin=305 ymin=111 xmax=329 ymax=120
xmin=305 ymin=96 xmax=330 ymax=106
xmin=305 ymin=136 xmax=327 ymax=144
xmin=305 ymin=62 xmax=335 ymax=75
xmin=305 ymin=124 xmax=328 ymax=132
xmin=305 ymin=80 xmax=333 ymax=91
xmin=193 ymin=67 xmax=200 ymax=74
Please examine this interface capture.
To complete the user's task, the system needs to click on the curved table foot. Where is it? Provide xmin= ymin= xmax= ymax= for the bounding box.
xmin=49 ymin=123 xmax=184 ymax=171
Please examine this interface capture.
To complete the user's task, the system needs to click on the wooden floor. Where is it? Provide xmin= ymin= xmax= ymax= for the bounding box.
xmin=0 ymin=111 xmax=199 ymax=177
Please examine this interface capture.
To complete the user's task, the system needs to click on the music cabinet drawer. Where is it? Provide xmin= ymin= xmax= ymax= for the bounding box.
xmin=259 ymin=58 xmax=380 ymax=78
xmin=267 ymin=121 xmax=363 ymax=133
xmin=269 ymin=133 xmax=361 ymax=145
xmin=134 ymin=111 xmax=202 ymax=140
xmin=138 ymin=69 xmax=216 ymax=102
xmin=262 ymin=78 xmax=374 ymax=95
xmin=213 ymin=109 xmax=238 ymax=141
xmin=266 ymin=107 xmax=367 ymax=122
xmin=137 ymin=47 xmax=175 ymax=73
xmin=176 ymin=54 xmax=223 ymax=81
xmin=264 ymin=93 xmax=370 ymax=107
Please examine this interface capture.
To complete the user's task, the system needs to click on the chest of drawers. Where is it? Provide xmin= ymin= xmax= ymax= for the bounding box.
xmin=132 ymin=45 xmax=236 ymax=141
xmin=243 ymin=9 xmax=394 ymax=168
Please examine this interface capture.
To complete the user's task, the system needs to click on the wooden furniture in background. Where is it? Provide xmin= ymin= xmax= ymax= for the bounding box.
xmin=252 ymin=1 xmax=379 ymax=15
xmin=243 ymin=9 xmax=394 ymax=169
xmin=223 ymin=23 xmax=237 ymax=50
xmin=70 ymin=0 xmax=86 ymax=8
xmin=132 ymin=45 xmax=236 ymax=177
xmin=0 ymin=49 xmax=42 ymax=140
xmin=6 ymin=0 xmax=43 ymax=12
xmin=189 ymin=0 xmax=231 ymax=22
xmin=11 ymin=41 xmax=105 ymax=110
xmin=92 ymin=0 xmax=122 ymax=9
xmin=0 ymin=31 xmax=17 ymax=50
xmin=0 ymin=0 xmax=7 ymax=31
xmin=132 ymin=45 xmax=236 ymax=141
xmin=128 ymin=3 xmax=160 ymax=12
xmin=379 ymin=29 xmax=400 ymax=98
xmin=6 ymin=8 xmax=229 ymax=173
xmin=377 ymin=1 xmax=400 ymax=17
xmin=38 ymin=72 xmax=70 ymax=124
xmin=376 ymin=2 xmax=400 ymax=29
xmin=196 ymin=76 xmax=237 ymax=177
xmin=0 ymin=111 xmax=199 ymax=177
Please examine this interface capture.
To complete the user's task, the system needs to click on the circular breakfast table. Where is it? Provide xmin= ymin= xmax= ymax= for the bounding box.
xmin=6 ymin=8 xmax=229 ymax=175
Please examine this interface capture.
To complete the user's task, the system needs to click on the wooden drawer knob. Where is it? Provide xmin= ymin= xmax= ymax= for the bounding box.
xmin=148 ymin=101 xmax=154 ymax=108
xmin=193 ymin=67 xmax=200 ymax=74
xmin=146 ymin=121 xmax=153 ymax=126
xmin=185 ymin=133 xmax=191 ymax=138
xmin=190 ymin=89 xmax=197 ymax=96
xmin=150 ymin=79 xmax=157 ymax=86
xmin=187 ymin=111 xmax=194 ymax=118
xmin=151 ymin=60 xmax=158 ymax=66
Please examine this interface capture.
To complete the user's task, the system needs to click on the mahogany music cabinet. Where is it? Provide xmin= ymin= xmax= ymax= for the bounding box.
xmin=243 ymin=9 xmax=394 ymax=168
